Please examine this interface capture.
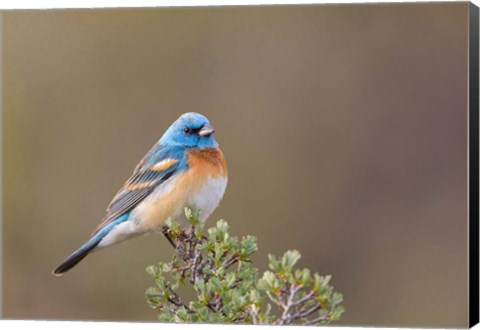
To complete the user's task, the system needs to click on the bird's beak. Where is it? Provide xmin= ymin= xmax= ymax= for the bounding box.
xmin=198 ymin=124 xmax=215 ymax=136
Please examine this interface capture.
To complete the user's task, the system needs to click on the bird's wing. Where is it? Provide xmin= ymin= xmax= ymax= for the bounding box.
xmin=91 ymin=144 xmax=186 ymax=236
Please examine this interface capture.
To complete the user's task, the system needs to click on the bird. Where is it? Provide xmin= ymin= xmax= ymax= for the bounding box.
xmin=52 ymin=112 xmax=228 ymax=276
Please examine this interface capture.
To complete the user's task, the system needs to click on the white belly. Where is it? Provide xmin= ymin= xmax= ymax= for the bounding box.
xmin=129 ymin=174 xmax=227 ymax=229
xmin=187 ymin=177 xmax=228 ymax=222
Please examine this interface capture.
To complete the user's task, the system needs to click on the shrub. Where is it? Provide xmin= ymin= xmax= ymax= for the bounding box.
xmin=145 ymin=208 xmax=344 ymax=325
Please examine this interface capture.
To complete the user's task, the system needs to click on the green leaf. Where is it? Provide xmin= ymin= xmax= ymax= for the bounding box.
xmin=331 ymin=292 xmax=343 ymax=305
xmin=268 ymin=254 xmax=281 ymax=272
xmin=281 ymin=249 xmax=301 ymax=272
xmin=165 ymin=217 xmax=174 ymax=228
xmin=331 ymin=305 xmax=345 ymax=320
xmin=146 ymin=265 xmax=157 ymax=277
xmin=225 ymin=272 xmax=236 ymax=288
xmin=161 ymin=263 xmax=172 ymax=273
xmin=208 ymin=276 xmax=223 ymax=292
xmin=196 ymin=279 xmax=206 ymax=295
xmin=185 ymin=207 xmax=201 ymax=225
xmin=295 ymin=268 xmax=311 ymax=284
xmin=239 ymin=235 xmax=258 ymax=258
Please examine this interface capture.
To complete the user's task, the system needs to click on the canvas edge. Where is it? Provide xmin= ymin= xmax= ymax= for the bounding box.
xmin=469 ymin=1 xmax=479 ymax=328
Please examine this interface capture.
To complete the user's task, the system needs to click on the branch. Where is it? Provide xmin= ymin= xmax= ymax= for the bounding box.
xmin=165 ymin=283 xmax=194 ymax=314
xmin=247 ymin=304 xmax=259 ymax=325
xmin=279 ymin=283 xmax=299 ymax=324
xmin=221 ymin=255 xmax=239 ymax=269
xmin=293 ymin=302 xmax=321 ymax=320
xmin=291 ymin=290 xmax=315 ymax=307
xmin=304 ymin=314 xmax=330 ymax=325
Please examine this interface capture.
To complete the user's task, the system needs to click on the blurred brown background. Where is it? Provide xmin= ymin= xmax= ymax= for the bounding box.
xmin=2 ymin=3 xmax=470 ymax=328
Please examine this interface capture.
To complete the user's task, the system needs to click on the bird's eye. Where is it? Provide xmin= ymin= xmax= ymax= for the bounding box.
xmin=184 ymin=127 xmax=192 ymax=134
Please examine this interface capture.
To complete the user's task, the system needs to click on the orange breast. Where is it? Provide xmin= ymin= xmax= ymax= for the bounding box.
xmin=186 ymin=147 xmax=228 ymax=178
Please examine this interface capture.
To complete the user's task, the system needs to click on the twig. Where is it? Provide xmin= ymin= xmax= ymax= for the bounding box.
xmin=165 ymin=283 xmax=194 ymax=314
xmin=291 ymin=290 xmax=315 ymax=307
xmin=190 ymin=248 xmax=202 ymax=284
xmin=295 ymin=303 xmax=321 ymax=319
xmin=221 ymin=255 xmax=239 ymax=269
xmin=304 ymin=314 xmax=330 ymax=325
xmin=247 ymin=304 xmax=259 ymax=325
xmin=279 ymin=283 xmax=300 ymax=325
xmin=161 ymin=225 xmax=177 ymax=249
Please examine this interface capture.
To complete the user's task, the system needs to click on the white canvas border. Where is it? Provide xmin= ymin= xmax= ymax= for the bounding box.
xmin=0 ymin=0 xmax=478 ymax=10
xmin=0 ymin=1 xmax=477 ymax=330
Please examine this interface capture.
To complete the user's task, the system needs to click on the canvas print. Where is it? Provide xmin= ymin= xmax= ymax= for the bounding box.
xmin=2 ymin=2 xmax=478 ymax=328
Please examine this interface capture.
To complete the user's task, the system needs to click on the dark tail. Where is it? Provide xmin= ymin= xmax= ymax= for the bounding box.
xmin=52 ymin=213 xmax=130 ymax=276
xmin=52 ymin=237 xmax=101 ymax=276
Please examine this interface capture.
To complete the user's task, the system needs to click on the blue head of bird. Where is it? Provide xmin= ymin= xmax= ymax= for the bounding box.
xmin=160 ymin=112 xmax=219 ymax=149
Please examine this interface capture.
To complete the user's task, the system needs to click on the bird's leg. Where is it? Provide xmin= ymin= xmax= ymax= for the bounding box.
xmin=161 ymin=225 xmax=177 ymax=249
